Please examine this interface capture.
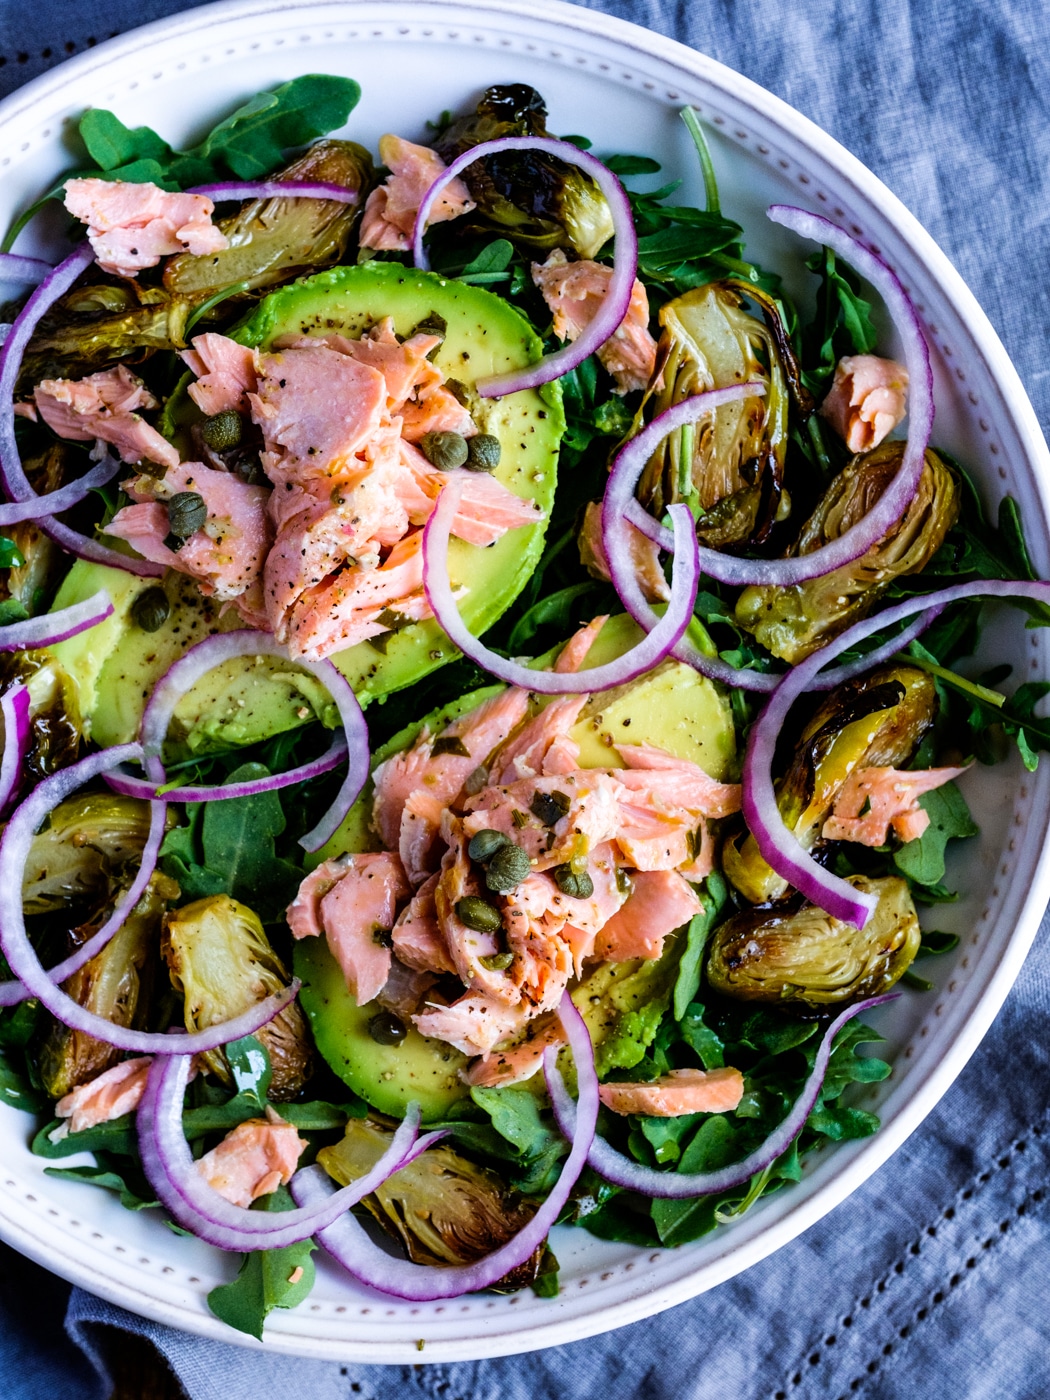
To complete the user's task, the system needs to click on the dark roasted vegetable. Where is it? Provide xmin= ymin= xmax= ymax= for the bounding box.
xmin=318 ymin=1117 xmax=548 ymax=1289
xmin=706 ymin=875 xmax=921 ymax=1007
xmin=162 ymin=895 xmax=312 ymax=1101
xmin=723 ymin=665 xmax=936 ymax=903
xmin=734 ymin=442 xmax=960 ymax=662
xmin=22 ymin=793 xmax=159 ymax=914
xmin=636 ymin=283 xmax=794 ymax=549
xmin=36 ymin=871 xmax=174 ymax=1098
xmin=434 ymin=84 xmax=613 ymax=258
xmin=18 ymin=140 xmax=372 ymax=387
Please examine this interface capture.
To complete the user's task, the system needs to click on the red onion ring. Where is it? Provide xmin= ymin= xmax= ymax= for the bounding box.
xmin=104 ymin=731 xmax=348 ymax=804
xmin=0 ymin=792 xmax=166 ymax=1009
xmin=290 ymin=992 xmax=598 ymax=1299
xmin=0 ymin=253 xmax=52 ymax=285
xmin=608 ymin=206 xmax=933 ymax=589
xmin=548 ymin=994 xmax=898 ymax=1198
xmin=411 ymin=136 xmax=636 ymax=399
xmin=0 ymin=588 xmax=113 ymax=651
xmin=0 ymin=241 xmax=163 ymax=577
xmin=189 ymin=180 xmax=358 ymax=205
xmin=0 ymin=742 xmax=298 ymax=1051
xmin=744 ymin=579 xmax=1050 ymax=928
xmin=423 ymin=482 xmax=699 ymax=694
xmin=0 ymin=682 xmax=29 ymax=816
xmin=138 ymin=1059 xmax=441 ymax=1251
xmin=0 ymin=452 xmax=122 ymax=527
xmin=136 ymin=630 xmax=368 ymax=852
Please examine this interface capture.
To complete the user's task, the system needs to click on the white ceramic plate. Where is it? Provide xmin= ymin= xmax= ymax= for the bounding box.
xmin=0 ymin=0 xmax=1047 ymax=1363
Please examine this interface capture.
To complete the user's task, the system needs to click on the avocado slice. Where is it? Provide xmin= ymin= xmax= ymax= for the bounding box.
xmin=44 ymin=262 xmax=563 ymax=755
xmin=295 ymin=614 xmax=735 ymax=1120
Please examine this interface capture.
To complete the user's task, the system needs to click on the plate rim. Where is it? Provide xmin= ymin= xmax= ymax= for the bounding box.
xmin=0 ymin=0 xmax=1047 ymax=1362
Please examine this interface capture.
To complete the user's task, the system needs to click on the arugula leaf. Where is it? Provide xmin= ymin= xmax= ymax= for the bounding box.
xmin=801 ymin=247 xmax=877 ymax=393
xmin=0 ymin=538 xmax=25 ymax=569
xmin=893 ymin=783 xmax=979 ymax=887
xmin=44 ymin=1152 xmax=158 ymax=1211
xmin=650 ymin=1116 xmax=741 ymax=1246
xmin=673 ymin=874 xmax=728 ymax=1019
xmin=457 ymin=239 xmax=515 ymax=283
xmin=0 ymin=1051 xmax=46 ymax=1113
xmin=506 ymin=581 xmax=608 ymax=653
xmin=0 ymin=599 xmax=29 ymax=628
xmin=636 ymin=218 xmax=743 ymax=276
xmin=604 ymin=154 xmax=662 ymax=176
xmin=677 ymin=1003 xmax=726 ymax=1069
xmin=225 ymin=1035 xmax=271 ymax=1108
xmin=32 ymin=1114 xmax=137 ymax=1160
xmin=469 ymin=1086 xmax=554 ymax=1157
xmin=80 ymin=110 xmax=174 ymax=174
xmin=207 ymin=1186 xmax=317 ymax=1339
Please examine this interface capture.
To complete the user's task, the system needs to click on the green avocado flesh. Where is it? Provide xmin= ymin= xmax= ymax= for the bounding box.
xmin=295 ymin=613 xmax=736 ymax=1120
xmin=45 ymin=262 xmax=562 ymax=755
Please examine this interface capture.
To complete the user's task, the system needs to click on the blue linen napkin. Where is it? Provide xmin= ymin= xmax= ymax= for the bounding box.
xmin=2 ymin=1 xmax=1049 ymax=1396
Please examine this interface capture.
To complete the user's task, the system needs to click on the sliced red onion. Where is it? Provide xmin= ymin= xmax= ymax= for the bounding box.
xmin=424 ymin=483 xmax=698 ymax=694
xmin=0 ymin=253 xmax=52 ymax=285
xmin=0 ymin=792 xmax=166 ymax=1009
xmin=0 ymin=452 xmax=122 ymax=527
xmin=104 ymin=732 xmax=348 ymax=804
xmin=548 ymin=994 xmax=898 ymax=1198
xmin=607 ymin=206 xmax=933 ymax=589
xmin=138 ymin=1057 xmax=441 ymax=1251
xmin=291 ymin=992 xmax=598 ymax=1299
xmin=412 ymin=137 xmax=636 ymax=399
xmin=0 ymin=742 xmax=298 ymax=1051
xmin=137 ymin=630 xmax=368 ymax=852
xmin=0 ymin=240 xmax=163 ymax=577
xmin=744 ymin=579 xmax=1050 ymax=927
xmin=189 ymin=180 xmax=358 ymax=205
xmin=0 ymin=588 xmax=113 ymax=651
xmin=0 ymin=683 xmax=29 ymax=815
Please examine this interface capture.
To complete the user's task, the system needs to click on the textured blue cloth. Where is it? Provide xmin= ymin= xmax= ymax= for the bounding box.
xmin=1 ymin=1 xmax=1049 ymax=1396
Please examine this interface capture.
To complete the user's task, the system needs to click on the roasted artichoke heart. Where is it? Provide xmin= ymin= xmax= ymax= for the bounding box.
xmin=22 ymin=793 xmax=161 ymax=914
xmin=723 ymin=665 xmax=936 ymax=904
xmin=19 ymin=139 xmax=371 ymax=387
xmin=163 ymin=894 xmax=311 ymax=1101
xmin=434 ymin=84 xmax=613 ymax=259
xmin=734 ymin=442 xmax=959 ymax=663
xmin=636 ymin=282 xmax=792 ymax=549
xmin=319 ymin=1117 xmax=547 ymax=1290
xmin=706 ymin=875 xmax=921 ymax=1007
xmin=37 ymin=871 xmax=175 ymax=1099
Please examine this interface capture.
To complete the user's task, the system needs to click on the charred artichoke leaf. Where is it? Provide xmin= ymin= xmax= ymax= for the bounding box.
xmin=319 ymin=1117 xmax=547 ymax=1290
xmin=706 ymin=875 xmax=921 ymax=1007
xmin=734 ymin=443 xmax=960 ymax=663
xmin=36 ymin=870 xmax=174 ymax=1099
xmin=163 ymin=894 xmax=311 ymax=1101
xmin=636 ymin=283 xmax=790 ymax=548
xmin=22 ymin=793 xmax=161 ymax=914
xmin=723 ymin=665 xmax=937 ymax=904
xmin=434 ymin=84 xmax=613 ymax=259
xmin=164 ymin=138 xmax=373 ymax=303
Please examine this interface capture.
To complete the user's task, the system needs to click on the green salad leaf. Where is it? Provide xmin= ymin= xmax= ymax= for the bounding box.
xmin=207 ymin=1186 xmax=317 ymax=1340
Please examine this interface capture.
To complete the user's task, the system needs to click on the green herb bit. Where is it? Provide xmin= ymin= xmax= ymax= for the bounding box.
xmin=529 ymin=790 xmax=571 ymax=826
xmin=431 ymin=735 xmax=471 ymax=757
xmin=679 ymin=106 xmax=720 ymax=215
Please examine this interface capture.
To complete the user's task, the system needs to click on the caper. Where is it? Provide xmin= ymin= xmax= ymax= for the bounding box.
xmin=368 ymin=1012 xmax=408 ymax=1046
xmin=420 ymin=430 xmax=469 ymax=471
xmin=553 ymin=864 xmax=594 ymax=899
xmin=468 ymin=829 xmax=511 ymax=863
xmin=200 ymin=410 xmax=243 ymax=451
xmin=479 ymin=952 xmax=514 ymax=971
xmin=465 ymin=433 xmax=502 ymax=472
xmin=530 ymin=790 xmax=570 ymax=827
xmin=485 ymin=843 xmax=532 ymax=894
xmin=615 ymin=867 xmax=634 ymax=898
xmin=130 ymin=586 xmax=170 ymax=633
xmin=455 ymin=896 xmax=504 ymax=934
xmin=167 ymin=491 xmax=207 ymax=541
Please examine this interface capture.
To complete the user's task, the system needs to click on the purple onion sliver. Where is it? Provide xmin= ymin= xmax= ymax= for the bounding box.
xmin=136 ymin=629 xmax=369 ymax=853
xmin=0 ymin=590 xmax=113 ymax=652
xmin=188 ymin=180 xmax=358 ymax=205
xmin=137 ymin=1056 xmax=439 ymax=1251
xmin=411 ymin=136 xmax=637 ymax=399
xmin=0 ymin=452 xmax=122 ymax=528
xmin=42 ymin=519 xmax=164 ymax=577
xmin=291 ymin=992 xmax=598 ymax=1299
xmin=104 ymin=732 xmax=348 ymax=803
xmin=548 ymin=994 xmax=899 ymax=1199
xmin=0 ymin=683 xmax=29 ymax=816
xmin=423 ymin=483 xmax=699 ymax=694
xmin=0 ymin=742 xmax=298 ymax=1052
xmin=0 ymin=253 xmax=53 ymax=285
xmin=742 ymin=579 xmax=1050 ymax=927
